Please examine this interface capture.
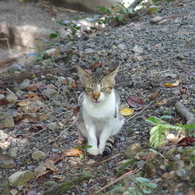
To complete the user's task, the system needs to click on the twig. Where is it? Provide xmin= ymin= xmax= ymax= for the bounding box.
xmin=95 ymin=170 xmax=135 ymax=194
xmin=100 ymin=153 xmax=123 ymax=163
xmin=127 ymin=100 xmax=156 ymax=121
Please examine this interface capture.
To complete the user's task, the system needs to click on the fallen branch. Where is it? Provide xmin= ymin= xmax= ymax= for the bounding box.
xmin=95 ymin=170 xmax=134 ymax=194
xmin=175 ymin=101 xmax=195 ymax=124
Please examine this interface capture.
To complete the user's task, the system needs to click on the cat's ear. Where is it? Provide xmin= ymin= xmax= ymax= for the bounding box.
xmin=76 ymin=66 xmax=91 ymax=83
xmin=105 ymin=62 xmax=120 ymax=81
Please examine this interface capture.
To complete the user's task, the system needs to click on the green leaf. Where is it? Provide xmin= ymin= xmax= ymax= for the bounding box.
xmin=160 ymin=115 xmax=174 ymax=120
xmin=49 ymin=33 xmax=59 ymax=39
xmin=146 ymin=182 xmax=157 ymax=188
xmin=142 ymin=188 xmax=152 ymax=194
xmin=149 ymin=148 xmax=165 ymax=158
xmin=148 ymin=7 xmax=158 ymax=14
xmin=146 ymin=116 xmax=163 ymax=125
xmin=136 ymin=177 xmax=150 ymax=183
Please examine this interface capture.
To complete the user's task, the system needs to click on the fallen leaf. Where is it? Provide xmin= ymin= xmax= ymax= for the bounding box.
xmin=164 ymin=79 xmax=182 ymax=88
xmin=17 ymin=101 xmax=31 ymax=107
xmin=177 ymin=137 xmax=195 ymax=146
xmin=53 ymin=148 xmax=84 ymax=164
xmin=148 ymin=89 xmax=161 ymax=100
xmin=45 ymin=159 xmax=58 ymax=172
xmin=55 ymin=49 xmax=61 ymax=57
xmin=15 ymin=114 xmax=38 ymax=123
xmin=155 ymin=99 xmax=167 ymax=106
xmin=26 ymin=82 xmax=42 ymax=91
xmin=27 ymin=93 xmax=42 ymax=101
xmin=120 ymin=108 xmax=134 ymax=116
xmin=161 ymin=172 xmax=171 ymax=179
xmin=35 ymin=170 xmax=53 ymax=179
xmin=90 ymin=62 xmax=104 ymax=69
xmin=127 ymin=96 xmax=145 ymax=107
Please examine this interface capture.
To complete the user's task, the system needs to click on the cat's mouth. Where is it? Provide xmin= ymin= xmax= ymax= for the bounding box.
xmin=93 ymin=100 xmax=101 ymax=104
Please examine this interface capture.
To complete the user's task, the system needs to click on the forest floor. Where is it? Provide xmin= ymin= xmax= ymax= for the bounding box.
xmin=0 ymin=0 xmax=195 ymax=195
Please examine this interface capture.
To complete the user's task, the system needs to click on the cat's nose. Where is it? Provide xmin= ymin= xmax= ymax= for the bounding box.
xmin=93 ymin=92 xmax=100 ymax=100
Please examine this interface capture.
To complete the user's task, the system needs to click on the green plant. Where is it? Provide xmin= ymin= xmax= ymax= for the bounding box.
xmin=146 ymin=116 xmax=195 ymax=148
xmin=117 ymin=159 xmax=135 ymax=176
xmin=129 ymin=177 xmax=157 ymax=195
xmin=57 ymin=20 xmax=81 ymax=36
xmin=74 ymin=145 xmax=92 ymax=159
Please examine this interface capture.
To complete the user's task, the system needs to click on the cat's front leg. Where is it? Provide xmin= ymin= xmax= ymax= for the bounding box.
xmin=98 ymin=127 xmax=113 ymax=155
xmin=87 ymin=126 xmax=99 ymax=155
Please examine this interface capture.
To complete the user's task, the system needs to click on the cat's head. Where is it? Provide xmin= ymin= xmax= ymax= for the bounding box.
xmin=76 ymin=64 xmax=119 ymax=104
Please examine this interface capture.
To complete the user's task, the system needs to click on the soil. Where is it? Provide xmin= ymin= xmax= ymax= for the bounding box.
xmin=0 ymin=0 xmax=195 ymax=195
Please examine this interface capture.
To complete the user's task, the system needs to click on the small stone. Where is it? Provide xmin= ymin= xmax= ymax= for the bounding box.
xmin=118 ymin=43 xmax=126 ymax=50
xmin=10 ymin=189 xmax=18 ymax=195
xmin=176 ymin=167 xmax=186 ymax=178
xmin=150 ymin=16 xmax=163 ymax=23
xmin=0 ymin=154 xmax=16 ymax=169
xmin=0 ymin=94 xmax=5 ymax=100
xmin=7 ymin=148 xmax=18 ymax=158
xmin=5 ymin=93 xmax=18 ymax=103
xmin=8 ymin=170 xmax=35 ymax=187
xmin=8 ymin=64 xmax=22 ymax=73
xmin=158 ymin=19 xmax=168 ymax=24
xmin=19 ymin=79 xmax=30 ymax=90
xmin=133 ymin=45 xmax=144 ymax=54
xmin=34 ymin=164 xmax=46 ymax=175
xmin=0 ymin=113 xmax=14 ymax=128
xmin=48 ymin=122 xmax=57 ymax=130
xmin=32 ymin=150 xmax=47 ymax=160
xmin=124 ymin=143 xmax=143 ymax=159
xmin=42 ymin=89 xmax=57 ymax=98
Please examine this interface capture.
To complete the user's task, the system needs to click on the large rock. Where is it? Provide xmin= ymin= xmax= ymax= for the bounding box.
xmin=8 ymin=170 xmax=35 ymax=187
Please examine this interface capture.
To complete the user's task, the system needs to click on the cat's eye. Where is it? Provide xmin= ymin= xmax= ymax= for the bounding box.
xmin=101 ymin=87 xmax=107 ymax=92
xmin=85 ymin=87 xmax=93 ymax=92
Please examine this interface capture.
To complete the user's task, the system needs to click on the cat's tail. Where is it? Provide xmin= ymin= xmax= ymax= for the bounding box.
xmin=103 ymin=136 xmax=115 ymax=156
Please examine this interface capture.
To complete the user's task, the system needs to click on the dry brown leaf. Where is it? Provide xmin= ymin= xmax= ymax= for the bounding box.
xmin=45 ymin=159 xmax=58 ymax=172
xmin=177 ymin=136 xmax=195 ymax=146
xmin=164 ymin=79 xmax=182 ymax=88
xmin=155 ymin=99 xmax=167 ymax=106
xmin=53 ymin=148 xmax=84 ymax=164
xmin=35 ymin=170 xmax=53 ymax=179
xmin=27 ymin=93 xmax=42 ymax=101
xmin=161 ymin=172 xmax=171 ymax=179
xmin=26 ymin=82 xmax=42 ymax=91
xmin=127 ymin=96 xmax=145 ymax=107
xmin=90 ymin=62 xmax=104 ymax=69
xmin=148 ymin=89 xmax=161 ymax=100
xmin=17 ymin=101 xmax=31 ymax=107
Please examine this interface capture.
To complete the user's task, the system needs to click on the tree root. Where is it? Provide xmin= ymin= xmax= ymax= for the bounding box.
xmin=175 ymin=101 xmax=195 ymax=124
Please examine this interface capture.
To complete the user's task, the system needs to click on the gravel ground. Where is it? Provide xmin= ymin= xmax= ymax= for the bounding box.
xmin=0 ymin=0 xmax=195 ymax=194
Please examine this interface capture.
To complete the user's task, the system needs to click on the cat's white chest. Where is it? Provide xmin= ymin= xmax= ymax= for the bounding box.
xmin=82 ymin=90 xmax=116 ymax=118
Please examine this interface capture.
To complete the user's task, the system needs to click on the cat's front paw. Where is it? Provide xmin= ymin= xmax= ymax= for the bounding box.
xmin=99 ymin=147 xmax=105 ymax=155
xmin=87 ymin=147 xmax=99 ymax=155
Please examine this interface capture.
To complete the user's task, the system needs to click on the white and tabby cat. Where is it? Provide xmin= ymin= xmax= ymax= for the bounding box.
xmin=76 ymin=64 xmax=124 ymax=155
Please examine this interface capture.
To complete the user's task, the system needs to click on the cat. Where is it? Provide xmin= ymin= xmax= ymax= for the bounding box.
xmin=76 ymin=64 xmax=124 ymax=155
